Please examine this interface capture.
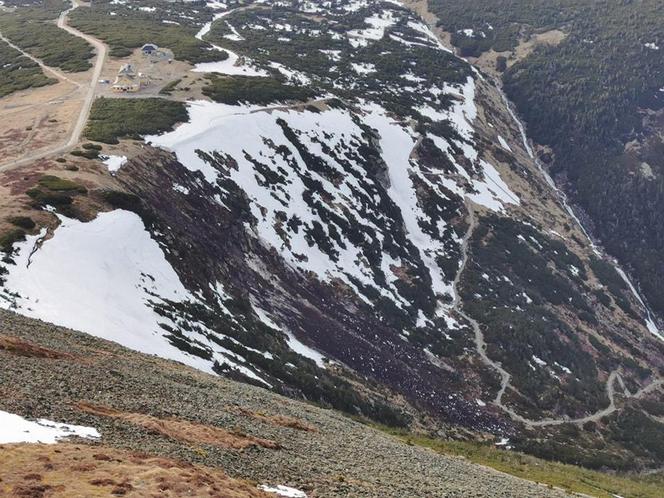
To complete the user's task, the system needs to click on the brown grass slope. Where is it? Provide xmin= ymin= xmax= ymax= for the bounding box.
xmin=0 ymin=443 xmax=270 ymax=498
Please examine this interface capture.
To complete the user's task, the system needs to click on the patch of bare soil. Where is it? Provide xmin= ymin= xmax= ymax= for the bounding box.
xmin=76 ymin=402 xmax=281 ymax=450
xmin=513 ymin=30 xmax=567 ymax=62
xmin=0 ymin=443 xmax=270 ymax=498
xmin=230 ymin=406 xmax=318 ymax=433
xmin=0 ymin=335 xmax=74 ymax=360
xmin=0 ymin=81 xmax=84 ymax=164
xmin=469 ymin=29 xmax=567 ymax=78
xmin=400 ymin=0 xmax=452 ymax=48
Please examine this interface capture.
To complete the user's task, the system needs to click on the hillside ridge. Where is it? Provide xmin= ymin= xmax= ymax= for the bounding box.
xmin=0 ymin=308 xmax=569 ymax=497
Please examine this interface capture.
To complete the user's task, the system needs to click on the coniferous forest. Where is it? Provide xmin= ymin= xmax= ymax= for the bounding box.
xmin=431 ymin=0 xmax=664 ymax=316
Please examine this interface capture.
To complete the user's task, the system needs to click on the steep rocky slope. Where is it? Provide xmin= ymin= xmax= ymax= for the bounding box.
xmin=0 ymin=309 xmax=570 ymax=497
xmin=428 ymin=0 xmax=664 ymax=324
xmin=0 ymin=0 xmax=662 ymax=473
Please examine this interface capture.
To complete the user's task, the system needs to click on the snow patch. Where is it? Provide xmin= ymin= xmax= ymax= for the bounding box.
xmin=253 ymin=306 xmax=327 ymax=369
xmin=319 ymin=49 xmax=342 ymax=61
xmin=259 ymin=484 xmax=308 ymax=497
xmin=614 ymin=266 xmax=663 ymax=341
xmin=555 ymin=362 xmax=572 ymax=374
xmin=497 ymin=135 xmax=512 ymax=152
xmin=362 ymin=103 xmax=454 ymax=309
xmin=0 ymin=410 xmax=100 ymax=444
xmin=148 ymin=100 xmax=420 ymax=309
xmin=101 ymin=154 xmax=127 ymax=173
xmin=348 ymin=10 xmax=395 ymax=47
xmin=269 ymin=62 xmax=312 ymax=85
xmin=194 ymin=10 xmax=268 ymax=76
xmin=406 ymin=21 xmax=452 ymax=52
xmin=495 ymin=437 xmax=512 ymax=449
xmin=532 ymin=355 xmax=547 ymax=367
xmin=350 ymin=62 xmax=376 ymax=74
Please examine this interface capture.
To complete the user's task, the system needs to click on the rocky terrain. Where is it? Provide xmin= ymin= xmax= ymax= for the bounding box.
xmin=0 ymin=309 xmax=570 ymax=497
xmin=0 ymin=0 xmax=662 ymax=487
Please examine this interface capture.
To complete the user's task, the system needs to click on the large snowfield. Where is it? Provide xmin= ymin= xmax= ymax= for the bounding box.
xmin=148 ymin=74 xmax=519 ymax=319
xmin=0 ymin=210 xmax=214 ymax=371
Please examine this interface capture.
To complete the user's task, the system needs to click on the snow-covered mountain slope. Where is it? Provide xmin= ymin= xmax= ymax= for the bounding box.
xmin=0 ymin=210 xmax=225 ymax=376
xmin=1 ymin=0 xmax=663 ymax=468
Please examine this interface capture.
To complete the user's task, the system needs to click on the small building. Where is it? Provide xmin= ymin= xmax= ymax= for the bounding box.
xmin=112 ymin=77 xmax=140 ymax=93
xmin=141 ymin=43 xmax=159 ymax=55
xmin=112 ymin=64 xmax=142 ymax=93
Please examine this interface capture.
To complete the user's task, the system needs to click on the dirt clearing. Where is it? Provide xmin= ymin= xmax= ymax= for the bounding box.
xmin=0 ymin=81 xmax=84 ymax=164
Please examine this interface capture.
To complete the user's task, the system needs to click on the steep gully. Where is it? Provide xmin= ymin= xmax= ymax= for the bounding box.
xmin=402 ymin=3 xmax=664 ymax=427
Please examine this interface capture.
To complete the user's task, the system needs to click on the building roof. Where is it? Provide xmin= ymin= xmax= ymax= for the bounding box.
xmin=113 ymin=74 xmax=138 ymax=86
xmin=118 ymin=64 xmax=136 ymax=76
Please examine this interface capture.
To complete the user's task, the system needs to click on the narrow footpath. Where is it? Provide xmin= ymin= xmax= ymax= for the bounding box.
xmin=452 ymin=203 xmax=664 ymax=428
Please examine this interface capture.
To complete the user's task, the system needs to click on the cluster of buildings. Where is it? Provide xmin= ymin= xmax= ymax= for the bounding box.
xmin=110 ymin=44 xmax=166 ymax=93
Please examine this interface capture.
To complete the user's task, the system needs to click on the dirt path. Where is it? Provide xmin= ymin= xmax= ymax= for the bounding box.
xmin=0 ymin=33 xmax=82 ymax=88
xmin=451 ymin=202 xmax=664 ymax=428
xmin=0 ymin=0 xmax=107 ymax=172
xmin=57 ymin=1 xmax=107 ymax=147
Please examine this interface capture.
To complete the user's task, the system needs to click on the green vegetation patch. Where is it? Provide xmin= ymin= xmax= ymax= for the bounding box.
xmin=68 ymin=143 xmax=103 ymax=160
xmin=589 ymin=256 xmax=636 ymax=317
xmin=461 ymin=216 xmax=608 ymax=415
xmin=99 ymin=189 xmax=156 ymax=228
xmin=26 ymin=175 xmax=87 ymax=217
xmin=432 ymin=0 xmax=664 ymax=318
xmin=38 ymin=175 xmax=87 ymax=193
xmin=0 ymin=14 xmax=93 ymax=72
xmin=202 ymin=75 xmax=316 ymax=106
xmin=0 ymin=229 xmax=26 ymax=253
xmin=0 ymin=40 xmax=55 ymax=98
xmin=159 ymin=79 xmax=182 ymax=96
xmin=375 ymin=425 xmax=664 ymax=498
xmin=430 ymin=0 xmax=578 ymax=55
xmin=69 ymin=8 xmax=221 ymax=63
xmin=70 ymin=149 xmax=100 ymax=160
xmin=26 ymin=189 xmax=72 ymax=207
xmin=100 ymin=190 xmax=143 ymax=213
xmin=7 ymin=216 xmax=36 ymax=230
xmin=607 ymin=407 xmax=664 ymax=464
xmin=2 ymin=0 xmax=68 ymax=21
xmin=84 ymin=97 xmax=187 ymax=144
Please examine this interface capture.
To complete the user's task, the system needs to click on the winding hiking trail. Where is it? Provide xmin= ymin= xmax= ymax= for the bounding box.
xmin=0 ymin=0 xmax=107 ymax=172
xmin=400 ymin=0 xmax=664 ymax=429
xmin=453 ymin=203 xmax=664 ymax=428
